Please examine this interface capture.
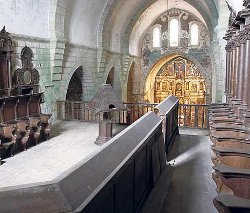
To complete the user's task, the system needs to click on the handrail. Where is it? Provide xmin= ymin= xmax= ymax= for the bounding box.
xmin=56 ymin=101 xmax=209 ymax=129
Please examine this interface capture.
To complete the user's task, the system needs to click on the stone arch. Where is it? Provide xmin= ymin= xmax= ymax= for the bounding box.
xmin=144 ymin=51 xmax=211 ymax=103
xmin=97 ymin=0 xmax=116 ymax=48
xmin=63 ymin=63 xmax=95 ymax=102
xmin=103 ymin=55 xmax=122 ymax=99
xmin=66 ymin=66 xmax=83 ymax=101
xmin=49 ymin=0 xmax=68 ymax=39
xmin=106 ymin=67 xmax=115 ymax=87
xmin=127 ymin=61 xmax=136 ymax=102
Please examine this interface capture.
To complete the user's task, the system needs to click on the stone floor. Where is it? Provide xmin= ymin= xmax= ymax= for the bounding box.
xmin=143 ymin=128 xmax=218 ymax=213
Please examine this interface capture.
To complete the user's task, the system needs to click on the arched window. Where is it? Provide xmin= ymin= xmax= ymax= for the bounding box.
xmin=170 ymin=19 xmax=179 ymax=47
xmin=190 ymin=23 xmax=199 ymax=46
xmin=153 ymin=27 xmax=161 ymax=48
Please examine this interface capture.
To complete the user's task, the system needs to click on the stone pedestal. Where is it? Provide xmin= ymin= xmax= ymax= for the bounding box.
xmin=95 ymin=120 xmax=112 ymax=145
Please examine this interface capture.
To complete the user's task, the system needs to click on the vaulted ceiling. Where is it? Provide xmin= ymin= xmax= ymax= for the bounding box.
xmin=2 ymin=0 xmax=241 ymax=56
xmin=64 ymin=0 xmax=219 ymax=55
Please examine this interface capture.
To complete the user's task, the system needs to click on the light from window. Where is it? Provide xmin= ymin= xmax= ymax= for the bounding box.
xmin=190 ymin=24 xmax=199 ymax=46
xmin=153 ymin=27 xmax=161 ymax=48
xmin=170 ymin=19 xmax=179 ymax=47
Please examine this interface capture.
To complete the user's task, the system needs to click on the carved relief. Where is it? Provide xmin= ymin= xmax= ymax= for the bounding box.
xmin=13 ymin=46 xmax=39 ymax=94
xmin=0 ymin=26 xmax=12 ymax=97
xmin=154 ymin=56 xmax=205 ymax=104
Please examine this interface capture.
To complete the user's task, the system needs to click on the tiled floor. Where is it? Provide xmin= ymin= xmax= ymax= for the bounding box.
xmin=144 ymin=128 xmax=218 ymax=213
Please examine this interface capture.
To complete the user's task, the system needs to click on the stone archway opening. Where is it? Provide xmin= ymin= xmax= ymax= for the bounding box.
xmin=106 ymin=67 xmax=115 ymax=87
xmin=127 ymin=62 xmax=135 ymax=102
xmin=66 ymin=66 xmax=83 ymax=101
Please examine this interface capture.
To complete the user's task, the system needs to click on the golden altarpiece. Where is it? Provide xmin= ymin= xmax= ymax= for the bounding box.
xmin=154 ymin=56 xmax=206 ymax=126
xmin=154 ymin=56 xmax=206 ymax=104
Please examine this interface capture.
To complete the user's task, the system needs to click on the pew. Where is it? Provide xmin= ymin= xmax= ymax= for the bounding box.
xmin=0 ymin=29 xmax=52 ymax=161
xmin=0 ymin=96 xmax=18 ymax=156
xmin=213 ymin=165 xmax=250 ymax=200
xmin=212 ymin=138 xmax=250 ymax=150
xmin=0 ymin=93 xmax=51 ymax=159
xmin=14 ymin=95 xmax=31 ymax=152
xmin=210 ymin=123 xmax=243 ymax=131
xmin=211 ymin=147 xmax=250 ymax=169
xmin=28 ymin=93 xmax=51 ymax=143
xmin=214 ymin=194 xmax=250 ymax=213
xmin=210 ymin=116 xmax=240 ymax=123
xmin=210 ymin=130 xmax=249 ymax=144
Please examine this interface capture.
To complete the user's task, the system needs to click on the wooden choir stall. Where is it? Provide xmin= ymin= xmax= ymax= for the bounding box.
xmin=0 ymin=27 xmax=51 ymax=161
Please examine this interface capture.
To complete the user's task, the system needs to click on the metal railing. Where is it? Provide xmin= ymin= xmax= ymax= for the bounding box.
xmin=56 ymin=101 xmax=209 ymax=129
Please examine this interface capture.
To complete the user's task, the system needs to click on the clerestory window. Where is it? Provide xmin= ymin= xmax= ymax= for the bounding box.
xmin=190 ymin=23 xmax=199 ymax=46
xmin=169 ymin=19 xmax=179 ymax=47
xmin=153 ymin=27 xmax=161 ymax=48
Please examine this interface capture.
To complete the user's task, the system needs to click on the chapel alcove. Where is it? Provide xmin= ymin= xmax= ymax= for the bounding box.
xmin=66 ymin=66 xmax=83 ymax=101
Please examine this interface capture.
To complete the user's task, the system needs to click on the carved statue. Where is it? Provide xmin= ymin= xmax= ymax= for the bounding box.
xmin=225 ymin=1 xmax=236 ymax=26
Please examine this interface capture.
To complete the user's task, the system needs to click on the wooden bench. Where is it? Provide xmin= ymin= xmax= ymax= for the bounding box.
xmin=214 ymin=193 xmax=250 ymax=213
xmin=212 ymin=147 xmax=250 ymax=169
xmin=213 ymin=165 xmax=250 ymax=199
xmin=210 ymin=130 xmax=250 ymax=144
xmin=212 ymin=138 xmax=250 ymax=150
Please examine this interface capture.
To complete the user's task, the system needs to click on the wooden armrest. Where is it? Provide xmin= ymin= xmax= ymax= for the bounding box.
xmin=214 ymin=194 xmax=250 ymax=213
xmin=40 ymin=114 xmax=52 ymax=123
xmin=213 ymin=166 xmax=250 ymax=199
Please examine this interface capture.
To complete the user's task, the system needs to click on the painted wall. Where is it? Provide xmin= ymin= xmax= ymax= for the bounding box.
xmin=64 ymin=0 xmax=109 ymax=47
xmin=0 ymin=0 xmax=50 ymax=38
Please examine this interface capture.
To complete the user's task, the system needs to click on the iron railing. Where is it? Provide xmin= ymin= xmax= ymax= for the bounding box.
xmin=56 ymin=101 xmax=209 ymax=129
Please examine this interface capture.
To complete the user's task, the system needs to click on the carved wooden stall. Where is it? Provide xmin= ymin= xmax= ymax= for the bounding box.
xmin=209 ymin=102 xmax=250 ymax=212
xmin=0 ymin=27 xmax=51 ymax=161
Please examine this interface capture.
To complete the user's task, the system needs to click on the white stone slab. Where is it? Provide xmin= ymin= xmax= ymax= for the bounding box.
xmin=0 ymin=121 xmax=102 ymax=189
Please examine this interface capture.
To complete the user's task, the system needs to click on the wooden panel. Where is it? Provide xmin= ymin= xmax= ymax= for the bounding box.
xmin=2 ymin=96 xmax=17 ymax=122
xmin=16 ymin=94 xmax=30 ymax=118
xmin=114 ymin=163 xmax=134 ymax=213
xmin=29 ymin=93 xmax=42 ymax=115
xmin=134 ymin=147 xmax=147 ymax=211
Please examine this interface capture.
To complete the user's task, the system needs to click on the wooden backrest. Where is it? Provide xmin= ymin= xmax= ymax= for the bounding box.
xmin=29 ymin=93 xmax=42 ymax=116
xmin=16 ymin=94 xmax=30 ymax=119
xmin=2 ymin=96 xmax=18 ymax=122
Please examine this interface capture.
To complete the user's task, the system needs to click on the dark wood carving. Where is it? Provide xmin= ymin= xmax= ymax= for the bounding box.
xmin=13 ymin=46 xmax=39 ymax=95
xmin=0 ymin=28 xmax=52 ymax=161
xmin=0 ymin=26 xmax=12 ymax=97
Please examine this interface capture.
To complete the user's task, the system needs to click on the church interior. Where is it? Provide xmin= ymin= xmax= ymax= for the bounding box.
xmin=0 ymin=0 xmax=250 ymax=212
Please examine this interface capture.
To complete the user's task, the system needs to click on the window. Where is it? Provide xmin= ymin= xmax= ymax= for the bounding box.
xmin=190 ymin=23 xmax=199 ymax=46
xmin=170 ymin=19 xmax=179 ymax=47
xmin=153 ymin=27 xmax=161 ymax=48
